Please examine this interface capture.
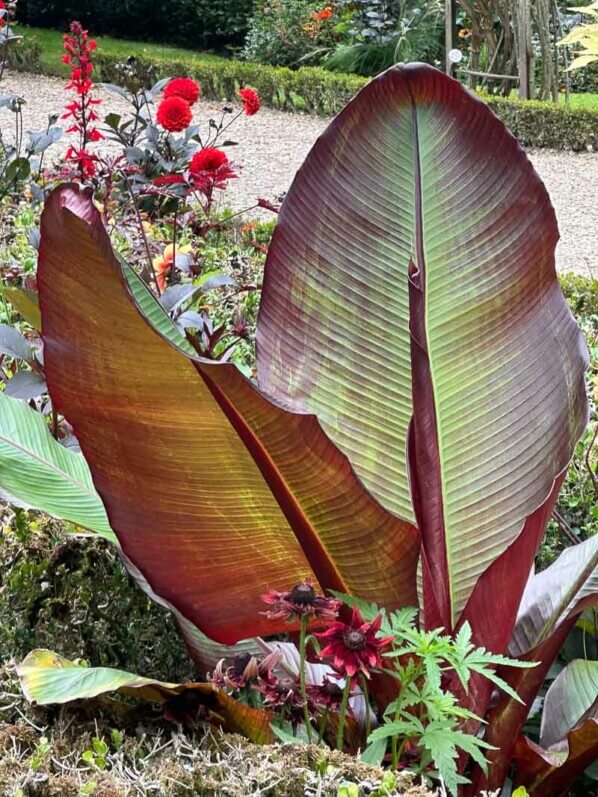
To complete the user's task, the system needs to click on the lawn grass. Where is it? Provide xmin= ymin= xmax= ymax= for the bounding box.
xmin=19 ymin=24 xmax=229 ymax=78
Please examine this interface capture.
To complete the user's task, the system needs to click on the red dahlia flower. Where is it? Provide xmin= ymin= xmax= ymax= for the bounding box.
xmin=157 ymin=96 xmax=193 ymax=132
xmin=316 ymin=607 xmax=392 ymax=680
xmin=189 ymin=147 xmax=237 ymax=193
xmin=261 ymin=581 xmax=341 ymax=623
xmin=164 ymin=77 xmax=201 ymax=105
xmin=238 ymin=87 xmax=261 ymax=116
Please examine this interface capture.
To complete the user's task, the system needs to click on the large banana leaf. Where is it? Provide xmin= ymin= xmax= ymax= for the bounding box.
xmin=37 ymin=185 xmax=419 ymax=647
xmin=469 ymin=537 xmax=598 ymax=792
xmin=0 ymin=392 xmax=116 ymax=543
xmin=256 ymin=63 xmax=588 ymax=634
xmin=17 ymin=649 xmax=274 ymax=743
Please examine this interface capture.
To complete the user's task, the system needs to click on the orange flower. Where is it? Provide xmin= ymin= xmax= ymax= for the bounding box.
xmin=152 ymin=243 xmax=192 ymax=292
xmin=314 ymin=6 xmax=333 ymax=20
xmin=458 ymin=28 xmax=472 ymax=38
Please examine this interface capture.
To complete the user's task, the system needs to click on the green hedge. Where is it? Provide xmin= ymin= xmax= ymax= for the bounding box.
xmin=482 ymin=93 xmax=598 ymax=152
xmin=18 ymin=0 xmax=253 ymax=48
xmin=95 ymin=52 xmax=368 ymax=117
xmin=93 ymin=51 xmax=598 ymax=150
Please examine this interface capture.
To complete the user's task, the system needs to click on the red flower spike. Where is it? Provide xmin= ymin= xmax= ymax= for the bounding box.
xmin=156 ymin=96 xmax=193 ymax=132
xmin=238 ymin=87 xmax=261 ymax=116
xmin=261 ymin=580 xmax=341 ymax=623
xmin=164 ymin=77 xmax=201 ymax=106
xmin=316 ymin=607 xmax=393 ymax=680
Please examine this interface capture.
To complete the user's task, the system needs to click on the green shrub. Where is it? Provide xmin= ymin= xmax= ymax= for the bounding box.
xmin=243 ymin=0 xmax=332 ymax=67
xmin=4 ymin=36 xmax=42 ymax=72
xmin=18 ymin=0 xmax=254 ymax=48
xmin=482 ymin=92 xmax=598 ymax=151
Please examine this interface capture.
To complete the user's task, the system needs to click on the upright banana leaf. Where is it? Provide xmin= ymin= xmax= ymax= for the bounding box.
xmin=37 ymin=185 xmax=419 ymax=647
xmin=256 ymin=63 xmax=588 ymax=642
xmin=470 ymin=536 xmax=598 ymax=792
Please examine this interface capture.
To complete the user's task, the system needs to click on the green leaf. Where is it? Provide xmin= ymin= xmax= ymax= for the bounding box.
xmin=270 ymin=722 xmax=309 ymax=745
xmin=0 ymin=323 xmax=33 ymax=360
xmin=360 ymin=737 xmax=387 ymax=765
xmin=2 ymin=287 xmax=42 ymax=330
xmin=0 ymin=393 xmax=117 ymax=543
xmin=540 ymin=659 xmax=598 ymax=748
xmin=16 ymin=649 xmax=275 ymax=744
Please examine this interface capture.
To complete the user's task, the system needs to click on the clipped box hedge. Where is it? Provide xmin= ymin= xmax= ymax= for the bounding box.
xmin=94 ymin=51 xmax=598 ymax=151
xmin=94 ymin=53 xmax=368 ymax=117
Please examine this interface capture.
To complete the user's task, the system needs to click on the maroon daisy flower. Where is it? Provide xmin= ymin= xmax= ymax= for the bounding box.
xmin=253 ymin=672 xmax=308 ymax=726
xmin=316 ymin=607 xmax=392 ymax=680
xmin=261 ymin=581 xmax=341 ymax=623
xmin=307 ymin=676 xmax=346 ymax=711
xmin=209 ymin=649 xmax=281 ymax=690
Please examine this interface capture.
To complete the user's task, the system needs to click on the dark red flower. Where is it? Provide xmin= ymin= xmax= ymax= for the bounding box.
xmin=307 ymin=676 xmax=346 ymax=711
xmin=209 ymin=650 xmax=281 ymax=690
xmin=261 ymin=580 xmax=341 ymax=623
xmin=0 ymin=1 xmax=7 ymax=29
xmin=238 ymin=87 xmax=261 ymax=116
xmin=157 ymin=96 xmax=193 ymax=132
xmin=253 ymin=672 xmax=306 ymax=713
xmin=164 ymin=77 xmax=201 ymax=105
xmin=316 ymin=607 xmax=392 ymax=680
xmin=257 ymin=197 xmax=280 ymax=213
xmin=189 ymin=147 xmax=237 ymax=193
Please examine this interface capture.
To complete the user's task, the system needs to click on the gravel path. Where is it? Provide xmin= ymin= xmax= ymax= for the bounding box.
xmin=2 ymin=71 xmax=597 ymax=276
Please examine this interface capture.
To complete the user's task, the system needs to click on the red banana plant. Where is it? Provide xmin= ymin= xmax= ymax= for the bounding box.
xmin=6 ymin=63 xmax=595 ymax=792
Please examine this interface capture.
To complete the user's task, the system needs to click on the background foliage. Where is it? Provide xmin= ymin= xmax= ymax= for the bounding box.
xmin=17 ymin=0 xmax=255 ymax=49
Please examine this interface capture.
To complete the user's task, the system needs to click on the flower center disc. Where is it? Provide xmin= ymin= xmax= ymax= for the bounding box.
xmin=290 ymin=583 xmax=316 ymax=605
xmin=343 ymin=630 xmax=367 ymax=651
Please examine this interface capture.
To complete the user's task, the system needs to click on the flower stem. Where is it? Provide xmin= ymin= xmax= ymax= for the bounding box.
xmin=360 ymin=675 xmax=371 ymax=741
xmin=299 ymin=615 xmax=313 ymax=743
xmin=317 ymin=708 xmax=329 ymax=744
xmin=336 ymin=679 xmax=351 ymax=751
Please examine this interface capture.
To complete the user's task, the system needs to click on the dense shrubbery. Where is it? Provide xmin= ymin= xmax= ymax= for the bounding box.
xmin=18 ymin=0 xmax=254 ymax=48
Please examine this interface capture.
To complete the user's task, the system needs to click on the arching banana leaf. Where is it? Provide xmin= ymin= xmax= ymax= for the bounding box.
xmin=0 ymin=392 xmax=116 ymax=543
xmin=37 ymin=185 xmax=419 ymax=647
xmin=512 ymin=718 xmax=598 ymax=797
xmin=540 ymin=659 xmax=598 ymax=749
xmin=256 ymin=63 xmax=588 ymax=638
xmin=16 ymin=649 xmax=274 ymax=743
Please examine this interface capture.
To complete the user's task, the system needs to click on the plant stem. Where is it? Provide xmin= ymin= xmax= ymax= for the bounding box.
xmin=299 ymin=615 xmax=313 ymax=743
xmin=120 ymin=169 xmax=161 ymax=295
xmin=317 ymin=708 xmax=329 ymax=744
xmin=360 ymin=675 xmax=371 ymax=741
xmin=336 ymin=679 xmax=351 ymax=751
